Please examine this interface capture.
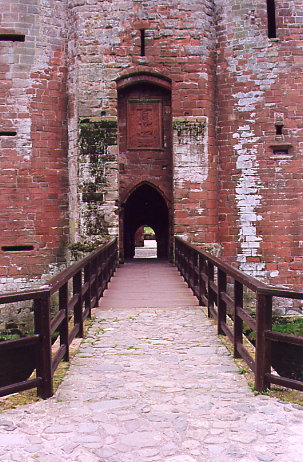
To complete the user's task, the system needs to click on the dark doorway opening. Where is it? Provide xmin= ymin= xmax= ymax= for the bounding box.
xmin=123 ymin=183 xmax=169 ymax=260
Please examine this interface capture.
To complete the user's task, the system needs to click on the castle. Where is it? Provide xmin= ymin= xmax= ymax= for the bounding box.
xmin=1 ymin=0 xmax=303 ymax=300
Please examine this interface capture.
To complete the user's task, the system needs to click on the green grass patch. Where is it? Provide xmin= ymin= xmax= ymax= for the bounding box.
xmin=272 ymin=316 xmax=303 ymax=337
xmin=243 ymin=316 xmax=303 ymax=344
xmin=0 ymin=333 xmax=20 ymax=341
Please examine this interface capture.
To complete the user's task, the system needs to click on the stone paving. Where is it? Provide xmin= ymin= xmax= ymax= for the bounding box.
xmin=0 ymin=262 xmax=302 ymax=461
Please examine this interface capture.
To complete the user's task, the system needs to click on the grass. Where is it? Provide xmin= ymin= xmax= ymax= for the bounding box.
xmin=243 ymin=316 xmax=303 ymax=344
xmin=1 ymin=311 xmax=302 ymax=412
xmin=219 ymin=335 xmax=303 ymax=407
xmin=205 ymin=308 xmax=303 ymax=407
xmin=144 ymin=226 xmax=155 ymax=235
xmin=272 ymin=316 xmax=303 ymax=337
xmin=0 ymin=317 xmax=95 ymax=413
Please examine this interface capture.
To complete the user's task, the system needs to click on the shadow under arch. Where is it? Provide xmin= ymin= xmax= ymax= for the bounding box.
xmin=122 ymin=182 xmax=169 ymax=260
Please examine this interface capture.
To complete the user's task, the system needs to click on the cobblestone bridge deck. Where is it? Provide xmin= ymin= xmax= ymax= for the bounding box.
xmin=0 ymin=261 xmax=302 ymax=461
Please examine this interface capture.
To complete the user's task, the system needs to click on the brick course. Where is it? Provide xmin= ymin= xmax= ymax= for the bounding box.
xmin=0 ymin=0 xmax=68 ymax=292
xmin=1 ymin=0 xmax=303 ymax=302
xmin=216 ymin=0 xmax=303 ymax=289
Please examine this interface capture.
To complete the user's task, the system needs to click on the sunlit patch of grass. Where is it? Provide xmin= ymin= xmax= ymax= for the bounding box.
xmin=204 ymin=307 xmax=303 ymax=407
xmin=0 ymin=389 xmax=40 ymax=412
xmin=0 ymin=317 xmax=95 ymax=413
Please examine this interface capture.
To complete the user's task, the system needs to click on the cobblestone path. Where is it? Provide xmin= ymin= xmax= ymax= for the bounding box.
xmin=0 ymin=262 xmax=302 ymax=461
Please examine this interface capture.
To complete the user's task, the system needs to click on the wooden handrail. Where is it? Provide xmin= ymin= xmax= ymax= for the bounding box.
xmin=0 ymin=238 xmax=118 ymax=399
xmin=48 ymin=240 xmax=114 ymax=294
xmin=0 ymin=288 xmax=49 ymax=304
xmin=174 ymin=236 xmax=303 ymax=393
xmin=175 ymin=236 xmax=268 ymax=292
xmin=265 ymin=330 xmax=303 ymax=346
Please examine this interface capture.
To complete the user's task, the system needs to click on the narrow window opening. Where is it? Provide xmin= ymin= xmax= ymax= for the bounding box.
xmin=0 ymin=34 xmax=25 ymax=42
xmin=275 ymin=124 xmax=283 ymax=135
xmin=273 ymin=148 xmax=288 ymax=156
xmin=140 ymin=29 xmax=145 ymax=56
xmin=0 ymin=131 xmax=17 ymax=136
xmin=267 ymin=0 xmax=277 ymax=38
xmin=2 ymin=245 xmax=34 ymax=252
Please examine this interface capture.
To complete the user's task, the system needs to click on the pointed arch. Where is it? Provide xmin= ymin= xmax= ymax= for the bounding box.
xmin=121 ymin=180 xmax=170 ymax=207
xmin=122 ymin=182 xmax=170 ymax=260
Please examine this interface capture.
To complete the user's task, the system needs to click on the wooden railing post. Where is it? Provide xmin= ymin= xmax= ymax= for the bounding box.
xmin=84 ymin=262 xmax=92 ymax=318
xmin=207 ymin=260 xmax=214 ymax=318
xmin=255 ymin=292 xmax=272 ymax=392
xmin=73 ymin=270 xmax=83 ymax=338
xmin=197 ymin=254 xmax=202 ymax=305
xmin=173 ymin=236 xmax=303 ymax=393
xmin=0 ymin=239 xmax=118 ymax=400
xmin=187 ymin=248 xmax=191 ymax=288
xmin=90 ymin=256 xmax=97 ymax=307
xmin=104 ymin=248 xmax=110 ymax=291
xmin=184 ymin=246 xmax=189 ymax=286
xmin=217 ymin=269 xmax=227 ymax=335
xmin=114 ymin=240 xmax=119 ymax=273
xmin=193 ymin=252 xmax=200 ymax=297
xmin=199 ymin=255 xmax=207 ymax=305
xmin=34 ymin=291 xmax=53 ymax=399
xmin=234 ymin=280 xmax=243 ymax=358
xmin=94 ymin=255 xmax=101 ymax=302
xmin=174 ymin=239 xmax=179 ymax=268
xmin=179 ymin=242 xmax=185 ymax=278
xmin=59 ymin=283 xmax=69 ymax=362
xmin=190 ymin=249 xmax=195 ymax=291
xmin=110 ymin=241 xmax=118 ymax=279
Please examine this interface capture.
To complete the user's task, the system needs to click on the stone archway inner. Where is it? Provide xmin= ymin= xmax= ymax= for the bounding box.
xmin=123 ymin=183 xmax=169 ymax=259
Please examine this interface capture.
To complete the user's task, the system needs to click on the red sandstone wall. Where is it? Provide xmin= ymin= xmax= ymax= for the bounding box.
xmin=0 ymin=0 xmax=68 ymax=291
xmin=117 ymin=79 xmax=172 ymax=212
xmin=3 ymin=0 xmax=303 ymax=293
xmin=68 ymin=0 xmax=218 ymax=249
xmin=216 ymin=0 xmax=303 ymax=287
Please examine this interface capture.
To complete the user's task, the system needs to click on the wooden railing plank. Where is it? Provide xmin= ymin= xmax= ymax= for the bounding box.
xmin=237 ymin=307 xmax=257 ymax=331
xmin=50 ymin=310 xmax=65 ymax=335
xmin=217 ymin=269 xmax=227 ymax=336
xmin=175 ymin=236 xmax=267 ymax=292
xmin=265 ymin=330 xmax=303 ymax=346
xmin=67 ymin=293 xmax=80 ymax=312
xmin=0 ymin=238 xmax=118 ymax=399
xmin=220 ymin=291 xmax=233 ymax=309
xmin=0 ymin=288 xmax=49 ymax=304
xmin=237 ymin=343 xmax=256 ymax=373
xmin=221 ymin=323 xmax=233 ymax=342
xmin=0 ymin=378 xmax=41 ymax=398
xmin=69 ymin=324 xmax=80 ymax=344
xmin=0 ymin=335 xmax=39 ymax=351
xmin=174 ymin=236 xmax=303 ymax=393
xmin=52 ymin=345 xmax=67 ymax=374
xmin=266 ymin=373 xmax=303 ymax=392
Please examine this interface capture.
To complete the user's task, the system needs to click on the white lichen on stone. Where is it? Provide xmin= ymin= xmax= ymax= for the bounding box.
xmin=225 ymin=24 xmax=284 ymax=279
xmin=234 ymin=122 xmax=264 ymax=276
xmin=173 ymin=117 xmax=208 ymax=186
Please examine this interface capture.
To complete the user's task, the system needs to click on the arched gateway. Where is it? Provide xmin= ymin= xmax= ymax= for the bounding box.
xmin=122 ymin=182 xmax=169 ymax=260
xmin=117 ymin=73 xmax=173 ymax=261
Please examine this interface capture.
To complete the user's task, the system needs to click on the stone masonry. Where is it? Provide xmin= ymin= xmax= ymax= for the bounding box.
xmin=1 ymin=1 xmax=303 ymax=296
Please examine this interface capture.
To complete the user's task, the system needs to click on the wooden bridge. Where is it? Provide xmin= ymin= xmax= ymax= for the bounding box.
xmin=0 ymin=238 xmax=303 ymax=400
